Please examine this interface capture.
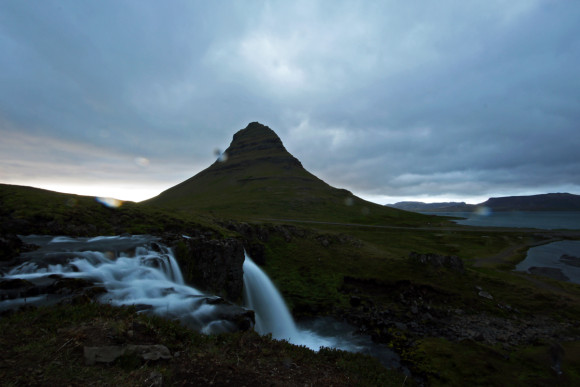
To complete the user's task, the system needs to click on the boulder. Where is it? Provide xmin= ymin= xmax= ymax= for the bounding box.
xmin=0 ymin=234 xmax=24 ymax=261
xmin=84 ymin=344 xmax=172 ymax=365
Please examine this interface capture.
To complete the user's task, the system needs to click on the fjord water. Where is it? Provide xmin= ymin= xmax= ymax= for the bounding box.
xmin=423 ymin=211 xmax=580 ymax=230
xmin=423 ymin=211 xmax=580 ymax=283
xmin=516 ymin=240 xmax=580 ymax=284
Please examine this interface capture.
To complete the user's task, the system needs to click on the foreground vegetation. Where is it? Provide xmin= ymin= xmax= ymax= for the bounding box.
xmin=0 ymin=303 xmax=406 ymax=386
xmin=2 ymin=183 xmax=580 ymax=385
xmin=251 ymin=220 xmax=580 ymax=385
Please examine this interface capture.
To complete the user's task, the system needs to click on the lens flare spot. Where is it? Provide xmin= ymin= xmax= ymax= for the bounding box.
xmin=474 ymin=206 xmax=491 ymax=216
xmin=135 ymin=157 xmax=150 ymax=167
xmin=96 ymin=197 xmax=123 ymax=208
xmin=361 ymin=207 xmax=370 ymax=215
xmin=214 ymin=149 xmax=228 ymax=163
xmin=344 ymin=197 xmax=354 ymax=206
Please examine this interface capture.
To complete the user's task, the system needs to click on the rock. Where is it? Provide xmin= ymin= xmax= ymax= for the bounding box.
xmin=408 ymin=252 xmax=465 ymax=273
xmin=0 ymin=234 xmax=25 ymax=261
xmin=560 ymin=254 xmax=580 ymax=267
xmin=146 ymin=371 xmax=163 ymax=387
xmin=172 ymin=236 xmax=245 ymax=302
xmin=394 ymin=322 xmax=407 ymax=331
xmin=528 ymin=266 xmax=570 ymax=282
xmin=478 ymin=291 xmax=494 ymax=300
xmin=318 ymin=237 xmax=330 ymax=247
xmin=350 ymin=296 xmax=362 ymax=307
xmin=84 ymin=344 xmax=172 ymax=366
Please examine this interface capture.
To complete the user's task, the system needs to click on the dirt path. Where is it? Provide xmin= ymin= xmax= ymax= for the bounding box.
xmin=473 ymin=237 xmax=561 ymax=268
xmin=473 ymin=236 xmax=580 ymax=294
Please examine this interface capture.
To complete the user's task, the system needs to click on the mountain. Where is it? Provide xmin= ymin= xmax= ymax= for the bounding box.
xmin=388 ymin=193 xmax=580 ymax=213
xmin=480 ymin=193 xmax=580 ymax=211
xmin=387 ymin=201 xmax=475 ymax=212
xmin=145 ymin=122 xmax=430 ymax=225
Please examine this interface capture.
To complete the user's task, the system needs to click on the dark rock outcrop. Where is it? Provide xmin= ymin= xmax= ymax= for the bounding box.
xmin=0 ymin=234 xmax=37 ymax=262
xmin=171 ymin=236 xmax=245 ymax=302
xmin=528 ymin=266 xmax=570 ymax=282
xmin=408 ymin=252 xmax=465 ymax=273
xmin=84 ymin=344 xmax=172 ymax=365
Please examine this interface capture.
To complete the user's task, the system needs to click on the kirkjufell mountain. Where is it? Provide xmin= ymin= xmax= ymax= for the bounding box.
xmin=146 ymin=122 xmax=428 ymax=224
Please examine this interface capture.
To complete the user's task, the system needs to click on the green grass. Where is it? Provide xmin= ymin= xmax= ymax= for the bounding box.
xmin=0 ymin=303 xmax=408 ymax=386
xmin=3 ymin=181 xmax=580 ymax=385
xmin=0 ymin=183 xmax=228 ymax=237
xmin=404 ymin=337 xmax=580 ymax=386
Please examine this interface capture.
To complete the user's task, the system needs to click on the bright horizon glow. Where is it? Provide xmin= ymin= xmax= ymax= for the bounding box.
xmin=3 ymin=180 xmax=164 ymax=203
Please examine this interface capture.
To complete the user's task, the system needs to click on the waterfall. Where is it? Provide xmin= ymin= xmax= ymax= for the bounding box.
xmin=242 ymin=254 xmax=340 ymax=351
xmin=240 ymin=254 xmax=404 ymax=368
xmin=1 ymin=235 xmax=236 ymax=333
xmin=242 ymin=254 xmax=299 ymax=341
xmin=1 ymin=235 xmax=401 ymax=367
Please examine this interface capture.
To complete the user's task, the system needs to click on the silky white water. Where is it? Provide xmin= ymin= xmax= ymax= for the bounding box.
xmin=242 ymin=253 xmax=402 ymax=368
xmin=242 ymin=255 xmax=300 ymax=340
xmin=1 ymin=235 xmax=235 ymax=333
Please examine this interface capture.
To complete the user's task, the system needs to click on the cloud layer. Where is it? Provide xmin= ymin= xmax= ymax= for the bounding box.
xmin=1 ymin=1 xmax=579 ymax=203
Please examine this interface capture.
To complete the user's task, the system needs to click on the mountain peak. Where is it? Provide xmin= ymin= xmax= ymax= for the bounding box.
xmin=233 ymin=122 xmax=278 ymax=141
xmin=218 ymin=122 xmax=302 ymax=170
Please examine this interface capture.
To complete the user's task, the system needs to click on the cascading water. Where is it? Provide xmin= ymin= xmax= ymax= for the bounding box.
xmin=242 ymin=254 xmax=299 ymax=340
xmin=1 ymin=235 xmax=401 ymax=368
xmin=0 ymin=235 xmax=239 ymax=334
xmin=242 ymin=253 xmax=403 ymax=369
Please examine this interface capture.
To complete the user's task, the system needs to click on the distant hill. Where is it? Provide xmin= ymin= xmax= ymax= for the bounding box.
xmin=145 ymin=122 xmax=433 ymax=225
xmin=480 ymin=193 xmax=580 ymax=211
xmin=387 ymin=201 xmax=475 ymax=212
xmin=388 ymin=193 xmax=580 ymax=213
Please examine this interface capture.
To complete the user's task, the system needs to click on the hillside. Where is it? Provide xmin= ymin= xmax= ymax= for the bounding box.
xmin=145 ymin=122 xmax=432 ymax=226
xmin=389 ymin=193 xmax=580 ymax=213
xmin=0 ymin=183 xmax=221 ymax=237
xmin=481 ymin=193 xmax=580 ymax=211
xmin=387 ymin=201 xmax=475 ymax=212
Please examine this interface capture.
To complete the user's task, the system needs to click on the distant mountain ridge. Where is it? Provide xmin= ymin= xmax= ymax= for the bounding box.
xmin=388 ymin=201 xmax=474 ymax=212
xmin=388 ymin=193 xmax=580 ymax=212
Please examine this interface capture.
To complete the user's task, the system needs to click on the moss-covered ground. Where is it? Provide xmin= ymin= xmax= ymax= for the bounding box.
xmin=0 ymin=303 xmax=407 ymax=386
xmin=2 ymin=183 xmax=580 ymax=385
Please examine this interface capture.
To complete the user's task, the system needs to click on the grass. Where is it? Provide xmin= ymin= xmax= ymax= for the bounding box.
xmin=406 ymin=338 xmax=580 ymax=386
xmin=0 ymin=183 xmax=229 ymax=237
xmin=3 ymin=182 xmax=580 ymax=385
xmin=0 ymin=302 xmax=408 ymax=386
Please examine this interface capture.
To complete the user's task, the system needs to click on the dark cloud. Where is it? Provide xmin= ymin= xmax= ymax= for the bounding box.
xmin=0 ymin=1 xmax=579 ymax=203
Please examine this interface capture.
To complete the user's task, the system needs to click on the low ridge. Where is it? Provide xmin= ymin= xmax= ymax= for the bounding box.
xmin=146 ymin=122 xmax=428 ymax=224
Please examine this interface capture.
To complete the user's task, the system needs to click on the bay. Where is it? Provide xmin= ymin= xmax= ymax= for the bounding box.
xmin=422 ymin=211 xmax=580 ymax=230
xmin=515 ymin=240 xmax=580 ymax=284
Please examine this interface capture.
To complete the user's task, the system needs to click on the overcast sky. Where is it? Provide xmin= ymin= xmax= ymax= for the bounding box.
xmin=1 ymin=1 xmax=579 ymax=204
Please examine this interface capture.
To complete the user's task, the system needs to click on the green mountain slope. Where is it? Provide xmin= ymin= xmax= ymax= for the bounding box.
xmin=0 ymin=183 xmax=220 ymax=237
xmin=145 ymin=122 xmax=431 ymax=225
